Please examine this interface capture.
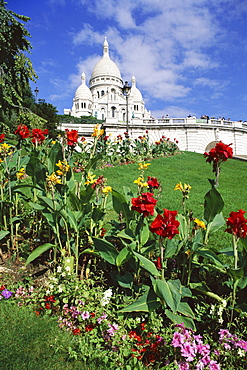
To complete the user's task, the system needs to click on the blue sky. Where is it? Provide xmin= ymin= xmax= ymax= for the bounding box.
xmin=7 ymin=0 xmax=247 ymax=120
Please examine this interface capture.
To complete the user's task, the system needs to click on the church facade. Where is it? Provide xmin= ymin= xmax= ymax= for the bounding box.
xmin=64 ymin=38 xmax=151 ymax=124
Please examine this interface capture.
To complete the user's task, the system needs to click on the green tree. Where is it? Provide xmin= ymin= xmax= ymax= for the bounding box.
xmin=33 ymin=100 xmax=60 ymax=137
xmin=0 ymin=1 xmax=37 ymax=125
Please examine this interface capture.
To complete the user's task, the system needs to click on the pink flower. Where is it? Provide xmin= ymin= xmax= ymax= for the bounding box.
xmin=81 ymin=311 xmax=90 ymax=320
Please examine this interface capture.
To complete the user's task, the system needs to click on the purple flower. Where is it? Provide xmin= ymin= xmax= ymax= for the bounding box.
xmin=107 ymin=323 xmax=119 ymax=336
xmin=97 ymin=313 xmax=107 ymax=324
xmin=209 ymin=360 xmax=221 ymax=370
xmin=1 ymin=289 xmax=13 ymax=299
xmin=81 ymin=311 xmax=90 ymax=320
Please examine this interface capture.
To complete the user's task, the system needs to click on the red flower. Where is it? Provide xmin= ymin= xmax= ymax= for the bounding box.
xmin=14 ymin=125 xmax=30 ymax=139
xmin=90 ymin=312 xmax=95 ymax=318
xmin=72 ymin=328 xmax=81 ymax=335
xmin=85 ymin=324 xmax=95 ymax=332
xmin=45 ymin=303 xmax=51 ymax=309
xmin=153 ymin=257 xmax=162 ymax=270
xmin=204 ymin=141 xmax=233 ymax=172
xmin=31 ymin=128 xmax=48 ymax=144
xmin=65 ymin=129 xmax=78 ymax=146
xmin=0 ymin=285 xmax=6 ymax=290
xmin=150 ymin=209 xmax=180 ymax=239
xmin=44 ymin=295 xmax=56 ymax=302
xmin=225 ymin=209 xmax=247 ymax=239
xmin=0 ymin=134 xmax=5 ymax=143
xmin=147 ymin=176 xmax=160 ymax=189
xmin=131 ymin=192 xmax=157 ymax=217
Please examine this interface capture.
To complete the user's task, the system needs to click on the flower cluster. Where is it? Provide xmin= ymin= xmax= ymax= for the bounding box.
xmin=31 ymin=128 xmax=48 ymax=145
xmin=65 ymin=129 xmax=78 ymax=147
xmin=129 ymin=322 xmax=166 ymax=367
xmin=91 ymin=124 xmax=104 ymax=138
xmin=219 ymin=329 xmax=247 ymax=357
xmin=225 ymin=209 xmax=247 ymax=239
xmin=14 ymin=124 xmax=30 ymax=139
xmin=131 ymin=192 xmax=157 ymax=217
xmin=204 ymin=141 xmax=233 ymax=173
xmin=1 ymin=287 xmax=13 ymax=299
xmin=150 ymin=209 xmax=180 ymax=239
xmin=172 ymin=323 xmax=220 ymax=369
xmin=56 ymin=160 xmax=70 ymax=176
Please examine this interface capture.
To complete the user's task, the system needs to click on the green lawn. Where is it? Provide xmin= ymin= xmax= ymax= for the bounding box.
xmin=99 ymin=152 xmax=247 ymax=250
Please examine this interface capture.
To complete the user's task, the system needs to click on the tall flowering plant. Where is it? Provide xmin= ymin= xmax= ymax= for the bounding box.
xmin=204 ymin=141 xmax=233 ymax=186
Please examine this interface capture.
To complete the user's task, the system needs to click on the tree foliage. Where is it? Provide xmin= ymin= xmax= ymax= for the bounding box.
xmin=0 ymin=1 xmax=37 ymax=122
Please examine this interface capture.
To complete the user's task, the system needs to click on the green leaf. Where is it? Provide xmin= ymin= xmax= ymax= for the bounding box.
xmin=119 ymin=288 xmax=160 ymax=312
xmin=0 ymin=230 xmax=9 ymax=240
xmin=177 ymin=302 xmax=195 ymax=318
xmin=47 ymin=142 xmax=63 ymax=174
xmin=112 ymin=189 xmax=133 ymax=227
xmin=207 ymin=212 xmax=225 ymax=233
xmin=154 ymin=279 xmax=176 ymax=312
xmin=116 ymin=271 xmax=134 ymax=289
xmin=227 ymin=267 xmax=244 ymax=281
xmin=196 ymin=248 xmax=225 ymax=268
xmin=116 ymin=247 xmax=132 ymax=267
xmin=92 ymin=237 xmax=118 ymax=265
xmin=165 ymin=309 xmax=196 ymax=330
xmin=204 ymin=187 xmax=224 ymax=223
xmin=178 ymin=214 xmax=188 ymax=240
xmin=26 ymin=154 xmax=47 ymax=189
xmin=25 ymin=243 xmax=56 ymax=265
xmin=133 ymin=251 xmax=160 ymax=276
xmin=139 ymin=218 xmax=150 ymax=246
xmin=117 ymin=228 xmax=135 ymax=241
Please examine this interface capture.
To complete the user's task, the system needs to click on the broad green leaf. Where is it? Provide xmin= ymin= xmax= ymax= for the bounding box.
xmin=204 ymin=187 xmax=224 ymax=223
xmin=178 ymin=214 xmax=188 ymax=240
xmin=196 ymin=248 xmax=225 ymax=268
xmin=207 ymin=213 xmax=225 ymax=234
xmin=91 ymin=207 xmax=105 ymax=223
xmin=117 ymin=228 xmax=135 ymax=241
xmin=227 ymin=267 xmax=244 ymax=281
xmin=26 ymin=154 xmax=47 ymax=189
xmin=164 ymin=238 xmax=179 ymax=259
xmin=47 ymin=142 xmax=63 ymax=174
xmin=92 ymin=237 xmax=118 ymax=265
xmin=133 ymin=251 xmax=160 ymax=277
xmin=112 ymin=189 xmax=133 ymax=227
xmin=119 ymin=288 xmax=160 ymax=312
xmin=165 ymin=309 xmax=196 ymax=330
xmin=0 ymin=230 xmax=9 ymax=240
xmin=167 ymin=279 xmax=183 ymax=309
xmin=25 ymin=243 xmax=56 ymax=265
xmin=116 ymin=247 xmax=132 ymax=267
xmin=189 ymin=282 xmax=224 ymax=302
xmin=154 ymin=279 xmax=176 ymax=312
xmin=139 ymin=218 xmax=150 ymax=246
xmin=177 ymin=302 xmax=195 ymax=318
xmin=116 ymin=271 xmax=134 ymax=289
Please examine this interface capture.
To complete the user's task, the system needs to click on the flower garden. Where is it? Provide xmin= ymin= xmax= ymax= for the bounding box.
xmin=0 ymin=125 xmax=247 ymax=370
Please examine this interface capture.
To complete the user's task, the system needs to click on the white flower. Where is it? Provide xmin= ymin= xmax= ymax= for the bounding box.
xmin=237 ymin=349 xmax=245 ymax=357
xmin=222 ymin=299 xmax=227 ymax=308
xmin=65 ymin=266 xmax=71 ymax=272
xmin=57 ymin=266 xmax=62 ymax=273
xmin=46 ymin=290 xmax=50 ymax=295
xmin=58 ymin=285 xmax=63 ymax=293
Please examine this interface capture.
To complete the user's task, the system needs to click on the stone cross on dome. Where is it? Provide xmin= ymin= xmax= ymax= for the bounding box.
xmin=103 ymin=37 xmax=109 ymax=58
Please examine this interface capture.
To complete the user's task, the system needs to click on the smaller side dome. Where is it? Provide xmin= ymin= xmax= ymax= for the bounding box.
xmin=130 ymin=74 xmax=143 ymax=102
xmin=74 ymin=72 xmax=92 ymax=101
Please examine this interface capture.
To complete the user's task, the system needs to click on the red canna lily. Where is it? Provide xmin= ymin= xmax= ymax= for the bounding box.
xmin=14 ymin=125 xmax=30 ymax=139
xmin=131 ymin=192 xmax=157 ymax=217
xmin=204 ymin=141 xmax=233 ymax=173
xmin=147 ymin=176 xmax=160 ymax=189
xmin=150 ymin=209 xmax=180 ymax=239
xmin=0 ymin=134 xmax=5 ymax=143
xmin=65 ymin=129 xmax=78 ymax=146
xmin=225 ymin=209 xmax=247 ymax=239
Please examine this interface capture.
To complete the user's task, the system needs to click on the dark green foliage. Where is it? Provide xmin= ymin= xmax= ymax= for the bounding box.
xmin=58 ymin=114 xmax=104 ymax=125
xmin=0 ymin=1 xmax=37 ymax=123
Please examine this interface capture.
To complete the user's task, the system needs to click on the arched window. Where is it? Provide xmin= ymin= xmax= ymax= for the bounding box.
xmin=101 ymin=90 xmax=105 ymax=96
xmin=111 ymin=89 xmax=116 ymax=101
xmin=111 ymin=106 xmax=116 ymax=118
xmin=101 ymin=108 xmax=105 ymax=120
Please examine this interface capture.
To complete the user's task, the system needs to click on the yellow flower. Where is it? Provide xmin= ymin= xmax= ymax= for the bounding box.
xmin=16 ymin=168 xmax=26 ymax=180
xmin=102 ymin=186 xmax=112 ymax=194
xmin=47 ymin=173 xmax=62 ymax=185
xmin=84 ymin=173 xmax=97 ymax=185
xmin=56 ymin=160 xmax=70 ymax=176
xmin=52 ymin=140 xmax=56 ymax=145
xmin=138 ymin=162 xmax=151 ymax=170
xmin=194 ymin=218 xmax=206 ymax=229
xmin=0 ymin=143 xmax=13 ymax=156
xmin=134 ymin=177 xmax=148 ymax=187
xmin=174 ymin=182 xmax=192 ymax=192
xmin=92 ymin=124 xmax=104 ymax=138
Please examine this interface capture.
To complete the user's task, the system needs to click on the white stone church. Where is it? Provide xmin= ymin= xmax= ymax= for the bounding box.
xmin=64 ymin=37 xmax=151 ymax=124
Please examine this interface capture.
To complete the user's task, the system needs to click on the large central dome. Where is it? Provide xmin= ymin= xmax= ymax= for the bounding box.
xmin=90 ymin=38 xmax=122 ymax=81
